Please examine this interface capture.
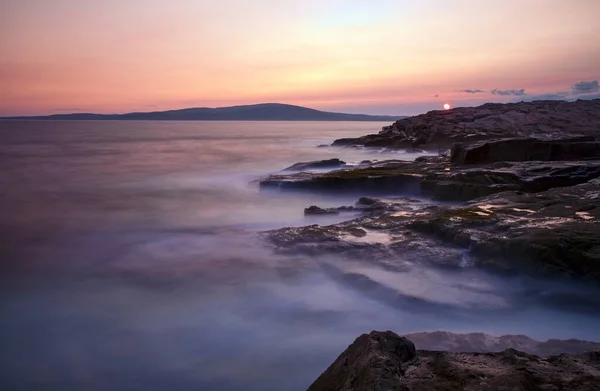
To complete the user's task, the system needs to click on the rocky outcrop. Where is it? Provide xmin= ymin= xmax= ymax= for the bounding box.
xmin=264 ymin=178 xmax=600 ymax=281
xmin=450 ymin=136 xmax=600 ymax=165
xmin=260 ymin=159 xmax=426 ymax=194
xmin=257 ymin=101 xmax=600 ymax=390
xmin=308 ymin=331 xmax=600 ymax=391
xmin=409 ymin=179 xmax=600 ymax=280
xmin=260 ymin=156 xmax=600 ymax=202
xmin=404 ymin=331 xmax=600 ymax=356
xmin=308 ymin=331 xmax=416 ymax=391
xmin=332 ymin=99 xmax=600 ymax=149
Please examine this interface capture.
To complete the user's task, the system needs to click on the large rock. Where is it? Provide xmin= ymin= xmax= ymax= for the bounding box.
xmin=332 ymin=99 xmax=600 ymax=149
xmin=309 ymin=331 xmax=600 ymax=391
xmin=307 ymin=331 xmax=416 ymax=391
xmin=451 ymin=137 xmax=600 ymax=165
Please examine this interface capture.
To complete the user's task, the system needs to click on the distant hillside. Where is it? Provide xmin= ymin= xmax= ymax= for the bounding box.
xmin=4 ymin=103 xmax=405 ymax=121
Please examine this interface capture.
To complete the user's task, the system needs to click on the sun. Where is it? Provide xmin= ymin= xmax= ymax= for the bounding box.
xmin=443 ymin=103 xmax=451 ymax=110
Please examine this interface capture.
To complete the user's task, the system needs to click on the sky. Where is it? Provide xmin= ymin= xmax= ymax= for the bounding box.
xmin=1 ymin=0 xmax=599 ymax=116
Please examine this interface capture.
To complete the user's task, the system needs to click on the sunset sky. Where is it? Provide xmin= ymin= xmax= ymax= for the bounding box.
xmin=1 ymin=0 xmax=599 ymax=116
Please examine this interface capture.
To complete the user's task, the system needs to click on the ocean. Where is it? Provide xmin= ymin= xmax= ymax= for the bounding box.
xmin=1 ymin=120 xmax=600 ymax=390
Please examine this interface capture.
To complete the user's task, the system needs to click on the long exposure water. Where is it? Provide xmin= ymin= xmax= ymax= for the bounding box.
xmin=2 ymin=120 xmax=600 ymax=390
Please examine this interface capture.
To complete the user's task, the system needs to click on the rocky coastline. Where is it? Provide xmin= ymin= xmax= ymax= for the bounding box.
xmin=308 ymin=331 xmax=600 ymax=391
xmin=254 ymin=99 xmax=600 ymax=389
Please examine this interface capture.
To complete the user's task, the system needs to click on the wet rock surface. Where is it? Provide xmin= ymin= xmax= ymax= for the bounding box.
xmin=264 ymin=179 xmax=600 ymax=281
xmin=260 ymin=155 xmax=600 ymax=201
xmin=331 ymin=99 xmax=600 ymax=149
xmin=308 ymin=331 xmax=600 ymax=391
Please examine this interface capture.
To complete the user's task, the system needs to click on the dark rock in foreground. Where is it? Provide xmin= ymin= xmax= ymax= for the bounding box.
xmin=308 ymin=331 xmax=600 ymax=391
xmin=332 ymin=99 xmax=600 ymax=149
xmin=308 ymin=331 xmax=416 ymax=391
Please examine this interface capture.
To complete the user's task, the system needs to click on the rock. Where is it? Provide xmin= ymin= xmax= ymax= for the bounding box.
xmin=263 ymin=179 xmax=600 ymax=281
xmin=412 ymin=178 xmax=600 ymax=280
xmin=357 ymin=197 xmax=378 ymax=205
xmin=260 ymin=160 xmax=426 ymax=195
xmin=260 ymin=155 xmax=600 ymax=202
xmin=304 ymin=205 xmax=340 ymax=215
xmin=450 ymin=137 xmax=600 ymax=165
xmin=332 ymin=99 xmax=600 ymax=150
xmin=404 ymin=331 xmax=600 ymax=356
xmin=308 ymin=331 xmax=600 ymax=391
xmin=257 ymin=101 xmax=600 ymax=282
xmin=283 ymin=158 xmax=346 ymax=171
xmin=307 ymin=331 xmax=416 ymax=391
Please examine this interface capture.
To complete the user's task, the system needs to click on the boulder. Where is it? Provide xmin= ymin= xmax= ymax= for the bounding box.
xmin=308 ymin=331 xmax=600 ymax=391
xmin=307 ymin=331 xmax=416 ymax=391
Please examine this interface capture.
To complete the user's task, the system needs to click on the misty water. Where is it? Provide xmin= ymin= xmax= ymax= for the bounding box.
xmin=2 ymin=121 xmax=600 ymax=390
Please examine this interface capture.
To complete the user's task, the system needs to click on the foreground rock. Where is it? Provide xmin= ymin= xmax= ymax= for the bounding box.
xmin=404 ymin=331 xmax=600 ymax=356
xmin=332 ymin=99 xmax=600 ymax=149
xmin=308 ymin=331 xmax=600 ymax=391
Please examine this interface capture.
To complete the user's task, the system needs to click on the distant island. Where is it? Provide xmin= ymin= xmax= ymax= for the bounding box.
xmin=3 ymin=103 xmax=406 ymax=121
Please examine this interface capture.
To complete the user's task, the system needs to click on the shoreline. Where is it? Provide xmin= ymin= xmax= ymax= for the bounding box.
xmin=253 ymin=99 xmax=600 ymax=389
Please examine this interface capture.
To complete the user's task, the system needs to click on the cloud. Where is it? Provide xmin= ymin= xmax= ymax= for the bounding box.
xmin=571 ymin=80 xmax=599 ymax=95
xmin=459 ymin=89 xmax=485 ymax=94
xmin=517 ymin=92 xmax=569 ymax=102
xmin=491 ymin=88 xmax=525 ymax=96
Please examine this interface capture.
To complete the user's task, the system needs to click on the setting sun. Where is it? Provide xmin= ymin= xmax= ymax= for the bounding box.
xmin=443 ymin=103 xmax=451 ymax=110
